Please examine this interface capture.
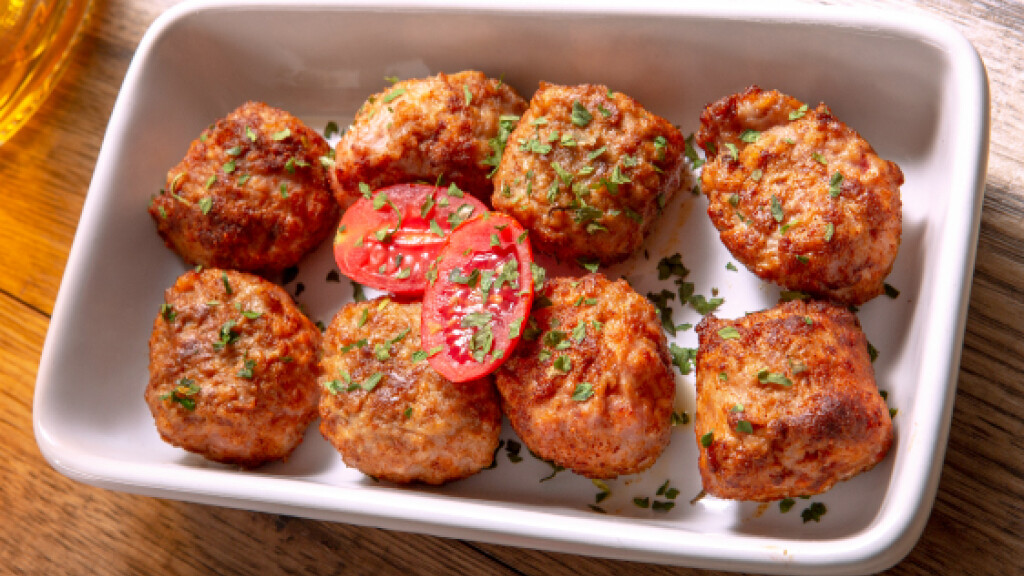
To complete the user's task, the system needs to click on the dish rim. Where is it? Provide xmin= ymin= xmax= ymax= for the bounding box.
xmin=34 ymin=1 xmax=990 ymax=573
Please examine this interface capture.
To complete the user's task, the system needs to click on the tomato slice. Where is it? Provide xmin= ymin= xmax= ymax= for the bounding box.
xmin=332 ymin=183 xmax=489 ymax=296
xmin=422 ymin=213 xmax=535 ymax=382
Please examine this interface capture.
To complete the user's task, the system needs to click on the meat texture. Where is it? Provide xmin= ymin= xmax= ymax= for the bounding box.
xmin=149 ymin=101 xmax=338 ymax=273
xmin=697 ymin=86 xmax=903 ymax=305
xmin=147 ymin=268 xmax=321 ymax=467
xmin=318 ymin=298 xmax=501 ymax=485
xmin=694 ymin=299 xmax=894 ymax=501
xmin=492 ymin=82 xmax=689 ymax=265
xmin=495 ymin=274 xmax=676 ymax=479
xmin=330 ymin=70 xmax=528 ymax=208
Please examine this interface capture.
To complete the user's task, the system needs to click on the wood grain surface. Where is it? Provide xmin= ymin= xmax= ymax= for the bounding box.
xmin=2 ymin=1 xmax=1022 ymax=574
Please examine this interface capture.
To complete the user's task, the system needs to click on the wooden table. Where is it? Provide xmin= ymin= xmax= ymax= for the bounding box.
xmin=3 ymin=1 xmax=1021 ymax=574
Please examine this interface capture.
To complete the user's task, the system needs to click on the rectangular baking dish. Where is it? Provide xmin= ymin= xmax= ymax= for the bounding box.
xmin=35 ymin=1 xmax=989 ymax=573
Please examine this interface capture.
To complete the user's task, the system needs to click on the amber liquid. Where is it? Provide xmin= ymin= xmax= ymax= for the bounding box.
xmin=0 ymin=0 xmax=92 ymax=144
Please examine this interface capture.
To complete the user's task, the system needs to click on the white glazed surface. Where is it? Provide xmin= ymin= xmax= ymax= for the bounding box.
xmin=34 ymin=2 xmax=988 ymax=574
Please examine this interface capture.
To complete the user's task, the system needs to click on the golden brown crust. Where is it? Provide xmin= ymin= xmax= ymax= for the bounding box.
xmin=492 ymin=83 xmax=689 ymax=265
xmin=697 ymin=86 xmax=903 ymax=305
xmin=149 ymin=102 xmax=338 ymax=273
xmin=318 ymin=298 xmax=501 ymax=485
xmin=495 ymin=274 xmax=675 ymax=479
xmin=146 ymin=269 xmax=321 ymax=467
xmin=330 ymin=71 xmax=528 ymax=208
xmin=694 ymin=299 xmax=893 ymax=501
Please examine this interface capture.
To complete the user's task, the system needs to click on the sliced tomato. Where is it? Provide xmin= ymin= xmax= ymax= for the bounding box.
xmin=332 ymin=183 xmax=488 ymax=296
xmin=422 ymin=213 xmax=535 ymax=382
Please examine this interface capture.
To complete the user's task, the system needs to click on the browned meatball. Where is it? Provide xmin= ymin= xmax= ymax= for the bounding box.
xmin=697 ymin=86 xmax=903 ymax=305
xmin=493 ymin=82 xmax=689 ymax=265
xmin=149 ymin=101 xmax=338 ymax=273
xmin=318 ymin=298 xmax=501 ymax=485
xmin=146 ymin=269 xmax=321 ymax=467
xmin=495 ymin=274 xmax=675 ymax=479
xmin=330 ymin=71 xmax=528 ymax=208
xmin=694 ymin=299 xmax=893 ymax=501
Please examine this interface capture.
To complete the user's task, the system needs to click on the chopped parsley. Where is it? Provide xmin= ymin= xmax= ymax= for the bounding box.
xmin=671 ymin=411 xmax=690 ymax=426
xmin=571 ymin=382 xmax=594 ymax=402
xmin=757 ymin=369 xmax=793 ymax=387
xmin=577 ymin=258 xmax=600 ymax=273
xmin=669 ymin=343 xmax=697 ymax=376
xmin=382 ymin=88 xmax=406 ymax=103
xmin=484 ymin=115 xmax=520 ymax=176
xmin=829 ymin=171 xmax=843 ymax=197
xmin=770 ymin=194 xmax=784 ymax=222
xmin=789 ymin=104 xmax=808 ymax=120
xmin=700 ymin=431 xmax=714 ymax=447
xmin=236 ymin=356 xmax=256 ymax=379
xmin=213 ymin=320 xmax=239 ymax=350
xmin=684 ymin=133 xmax=703 ymax=169
xmin=571 ymin=100 xmax=593 ymax=127
xmin=801 ymin=502 xmax=827 ymax=523
xmin=361 ymin=372 xmax=384 ymax=391
xmin=553 ymin=355 xmax=572 ymax=372
xmin=161 ymin=377 xmax=200 ymax=410
xmin=717 ymin=326 xmax=740 ymax=340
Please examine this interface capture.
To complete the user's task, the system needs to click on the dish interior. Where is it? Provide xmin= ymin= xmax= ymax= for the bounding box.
xmin=36 ymin=3 xmax=982 ymax=571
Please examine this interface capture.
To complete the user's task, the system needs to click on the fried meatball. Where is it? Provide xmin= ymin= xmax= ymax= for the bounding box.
xmin=146 ymin=269 xmax=321 ymax=467
xmin=495 ymin=274 xmax=676 ymax=479
xmin=697 ymin=86 xmax=903 ymax=305
xmin=694 ymin=299 xmax=893 ymax=501
xmin=493 ymin=82 xmax=688 ymax=265
xmin=149 ymin=101 xmax=338 ymax=273
xmin=318 ymin=298 xmax=501 ymax=485
xmin=330 ymin=71 xmax=528 ymax=208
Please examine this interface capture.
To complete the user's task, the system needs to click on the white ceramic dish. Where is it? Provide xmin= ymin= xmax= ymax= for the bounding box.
xmin=35 ymin=1 xmax=988 ymax=573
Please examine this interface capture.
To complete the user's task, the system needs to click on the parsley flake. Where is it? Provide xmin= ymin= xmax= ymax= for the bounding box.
xmin=770 ymin=194 xmax=784 ymax=222
xmin=553 ymin=355 xmax=572 ymax=373
xmin=829 ymin=171 xmax=843 ymax=197
xmin=571 ymin=382 xmax=594 ymax=402
xmin=700 ymin=431 xmax=714 ymax=447
xmin=757 ymin=370 xmax=793 ymax=387
xmin=801 ymin=502 xmax=827 ymax=523
xmin=571 ymin=100 xmax=593 ymax=127
xmin=161 ymin=377 xmax=200 ymax=410
xmin=717 ymin=326 xmax=740 ymax=340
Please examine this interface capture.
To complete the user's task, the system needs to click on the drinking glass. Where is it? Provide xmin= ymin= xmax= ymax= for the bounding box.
xmin=0 ymin=0 xmax=93 ymax=145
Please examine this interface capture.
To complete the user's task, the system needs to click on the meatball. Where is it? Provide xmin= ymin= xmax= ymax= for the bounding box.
xmin=495 ymin=274 xmax=676 ymax=479
xmin=492 ymin=82 xmax=688 ymax=265
xmin=318 ymin=298 xmax=501 ymax=485
xmin=697 ymin=86 xmax=903 ymax=305
xmin=146 ymin=268 xmax=321 ymax=467
xmin=149 ymin=101 xmax=338 ymax=273
xmin=330 ymin=71 xmax=528 ymax=208
xmin=694 ymin=299 xmax=894 ymax=501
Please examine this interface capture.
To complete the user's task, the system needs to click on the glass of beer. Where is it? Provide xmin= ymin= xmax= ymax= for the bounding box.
xmin=0 ymin=0 xmax=93 ymax=145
